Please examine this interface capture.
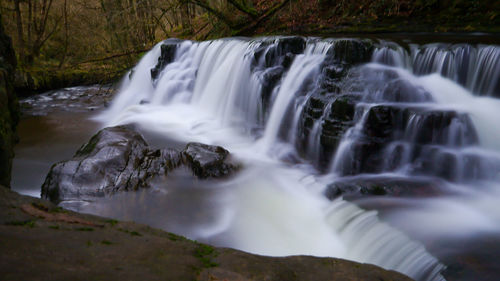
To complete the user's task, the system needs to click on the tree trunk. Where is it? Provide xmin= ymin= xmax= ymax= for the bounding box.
xmin=14 ymin=0 xmax=25 ymax=61
xmin=58 ymin=0 xmax=68 ymax=68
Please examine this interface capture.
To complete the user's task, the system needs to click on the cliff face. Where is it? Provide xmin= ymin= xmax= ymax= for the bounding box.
xmin=0 ymin=14 xmax=19 ymax=188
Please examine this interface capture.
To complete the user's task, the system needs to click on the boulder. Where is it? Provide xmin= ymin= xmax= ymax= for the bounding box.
xmin=183 ymin=142 xmax=240 ymax=179
xmin=42 ymin=126 xmax=240 ymax=203
xmin=41 ymin=126 xmax=182 ymax=203
xmin=0 ymin=14 xmax=19 ymax=188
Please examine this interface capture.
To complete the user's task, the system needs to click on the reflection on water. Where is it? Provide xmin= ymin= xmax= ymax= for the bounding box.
xmin=62 ymin=166 xmax=233 ymax=240
xmin=12 ymin=86 xmax=113 ymax=197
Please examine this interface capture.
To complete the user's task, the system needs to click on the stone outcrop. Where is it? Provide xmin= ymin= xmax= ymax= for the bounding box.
xmin=0 ymin=184 xmax=414 ymax=281
xmin=42 ymin=126 xmax=240 ymax=203
xmin=294 ymin=60 xmax=485 ymax=182
xmin=0 ymin=15 xmax=19 ymax=188
xmin=150 ymin=39 xmax=183 ymax=80
xmin=337 ymin=105 xmax=479 ymax=178
xmin=291 ymin=39 xmax=375 ymax=170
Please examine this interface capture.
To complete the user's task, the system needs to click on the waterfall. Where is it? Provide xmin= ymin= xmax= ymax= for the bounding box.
xmin=373 ymin=43 xmax=500 ymax=97
xmin=98 ymin=36 xmax=500 ymax=281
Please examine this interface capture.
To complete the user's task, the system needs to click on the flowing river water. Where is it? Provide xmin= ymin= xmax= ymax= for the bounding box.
xmin=12 ymin=35 xmax=500 ymax=281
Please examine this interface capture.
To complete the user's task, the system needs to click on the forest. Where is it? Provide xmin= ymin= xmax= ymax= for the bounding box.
xmin=0 ymin=0 xmax=498 ymax=93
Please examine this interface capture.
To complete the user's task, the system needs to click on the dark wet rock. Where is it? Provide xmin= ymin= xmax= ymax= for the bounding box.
xmin=20 ymin=85 xmax=115 ymax=116
xmin=183 ymin=142 xmax=240 ymax=179
xmin=0 ymin=14 xmax=19 ymax=188
xmin=254 ymin=37 xmax=306 ymax=69
xmin=361 ymin=66 xmax=400 ymax=81
xmin=252 ymin=37 xmax=307 ymax=116
xmin=319 ymin=40 xmax=374 ymax=96
xmin=364 ymin=105 xmax=407 ymax=142
xmin=379 ymin=79 xmax=433 ymax=102
xmin=276 ymin=36 xmax=307 ymax=55
xmin=263 ymin=37 xmax=306 ymax=67
xmin=297 ymin=93 xmax=358 ymax=170
xmin=41 ymin=126 xmax=183 ymax=203
xmin=151 ymin=39 xmax=182 ymax=80
xmin=318 ymin=96 xmax=358 ymax=165
xmin=364 ymin=105 xmax=478 ymax=146
xmin=407 ymin=110 xmax=479 ymax=146
xmin=326 ymin=39 xmax=374 ymax=65
xmin=291 ymin=40 xmax=375 ymax=171
xmin=42 ymin=126 xmax=240 ymax=203
xmin=260 ymin=66 xmax=284 ymax=111
xmin=334 ymin=104 xmax=480 ymax=176
xmin=325 ymin=177 xmax=443 ymax=199
xmin=410 ymin=146 xmax=500 ymax=182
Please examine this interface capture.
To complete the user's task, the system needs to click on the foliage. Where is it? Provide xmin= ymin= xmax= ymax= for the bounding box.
xmin=194 ymin=243 xmax=218 ymax=268
xmin=0 ymin=0 xmax=498 ymax=91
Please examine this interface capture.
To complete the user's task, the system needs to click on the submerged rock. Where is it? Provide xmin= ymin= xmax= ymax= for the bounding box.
xmin=325 ymin=176 xmax=443 ymax=199
xmin=42 ymin=126 xmax=239 ymax=203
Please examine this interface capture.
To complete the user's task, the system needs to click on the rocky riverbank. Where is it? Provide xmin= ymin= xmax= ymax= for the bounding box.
xmin=0 ymin=185 xmax=412 ymax=281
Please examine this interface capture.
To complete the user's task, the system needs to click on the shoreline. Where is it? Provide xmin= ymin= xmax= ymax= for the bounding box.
xmin=0 ymin=185 xmax=412 ymax=281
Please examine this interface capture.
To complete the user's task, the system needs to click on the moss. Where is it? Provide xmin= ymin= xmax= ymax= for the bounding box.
xmin=105 ymin=219 xmax=119 ymax=226
xmin=101 ymin=240 xmax=113 ymax=245
xmin=74 ymin=133 xmax=100 ymax=157
xmin=118 ymin=228 xmax=142 ymax=237
xmin=49 ymin=206 xmax=67 ymax=213
xmin=6 ymin=220 xmax=36 ymax=227
xmin=76 ymin=227 xmax=94 ymax=232
xmin=194 ymin=243 xmax=218 ymax=268
xmin=167 ymin=232 xmax=187 ymax=242
xmin=371 ymin=185 xmax=387 ymax=196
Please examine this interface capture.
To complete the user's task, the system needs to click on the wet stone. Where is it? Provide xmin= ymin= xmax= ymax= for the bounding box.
xmin=325 ymin=177 xmax=443 ymax=200
xmin=41 ymin=126 xmax=240 ymax=204
xmin=183 ymin=142 xmax=240 ymax=179
xmin=151 ymin=39 xmax=182 ymax=80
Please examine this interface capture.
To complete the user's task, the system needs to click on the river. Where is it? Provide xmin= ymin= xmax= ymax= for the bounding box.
xmin=12 ymin=35 xmax=500 ymax=281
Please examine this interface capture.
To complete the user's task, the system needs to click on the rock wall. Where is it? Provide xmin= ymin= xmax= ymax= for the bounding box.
xmin=0 ymin=15 xmax=19 ymax=188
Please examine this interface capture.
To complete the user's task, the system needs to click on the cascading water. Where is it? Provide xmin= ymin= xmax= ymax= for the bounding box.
xmin=94 ymin=36 xmax=500 ymax=281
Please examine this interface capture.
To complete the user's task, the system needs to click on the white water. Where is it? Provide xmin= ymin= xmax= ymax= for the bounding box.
xmin=373 ymin=43 xmax=500 ymax=97
xmin=95 ymin=37 xmax=500 ymax=281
